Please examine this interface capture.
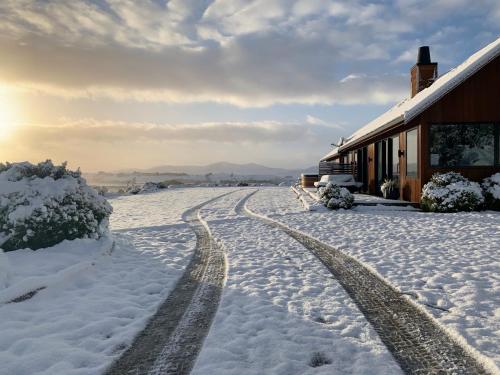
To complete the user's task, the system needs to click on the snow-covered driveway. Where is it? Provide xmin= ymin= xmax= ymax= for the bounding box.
xmin=247 ymin=187 xmax=500 ymax=370
xmin=192 ymin=189 xmax=402 ymax=375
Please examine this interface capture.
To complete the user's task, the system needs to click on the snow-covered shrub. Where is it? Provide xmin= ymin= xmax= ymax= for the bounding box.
xmin=140 ymin=181 xmax=167 ymax=194
xmin=421 ymin=172 xmax=484 ymax=212
xmin=95 ymin=186 xmax=109 ymax=196
xmin=0 ymin=160 xmax=112 ymax=251
xmin=318 ymin=182 xmax=354 ymax=210
xmin=482 ymin=173 xmax=500 ymax=210
xmin=126 ymin=186 xmax=141 ymax=194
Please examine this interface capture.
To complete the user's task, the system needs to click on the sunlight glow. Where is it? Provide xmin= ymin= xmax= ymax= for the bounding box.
xmin=0 ymin=86 xmax=16 ymax=139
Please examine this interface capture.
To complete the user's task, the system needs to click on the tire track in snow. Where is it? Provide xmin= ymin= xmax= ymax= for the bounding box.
xmin=106 ymin=192 xmax=232 ymax=375
xmin=238 ymin=190 xmax=491 ymax=375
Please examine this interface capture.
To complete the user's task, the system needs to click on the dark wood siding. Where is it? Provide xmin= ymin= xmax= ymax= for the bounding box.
xmin=368 ymin=143 xmax=376 ymax=194
xmin=418 ymin=54 xmax=500 ymax=196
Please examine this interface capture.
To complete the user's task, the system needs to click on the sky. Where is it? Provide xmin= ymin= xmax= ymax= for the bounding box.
xmin=0 ymin=0 xmax=499 ymax=172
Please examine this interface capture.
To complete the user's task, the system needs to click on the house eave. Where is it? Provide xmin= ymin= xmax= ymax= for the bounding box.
xmin=339 ymin=114 xmax=404 ymax=152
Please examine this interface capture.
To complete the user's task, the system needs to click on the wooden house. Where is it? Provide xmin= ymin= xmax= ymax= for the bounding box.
xmin=320 ymin=38 xmax=500 ymax=203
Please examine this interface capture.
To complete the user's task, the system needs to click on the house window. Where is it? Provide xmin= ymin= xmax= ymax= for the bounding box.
xmin=376 ymin=141 xmax=385 ymax=185
xmin=496 ymin=126 xmax=500 ymax=165
xmin=391 ymin=135 xmax=400 ymax=180
xmin=429 ymin=123 xmax=496 ymax=167
xmin=406 ymin=128 xmax=418 ymax=177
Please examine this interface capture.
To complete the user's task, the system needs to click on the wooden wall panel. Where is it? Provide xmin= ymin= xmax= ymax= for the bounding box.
xmin=368 ymin=143 xmax=376 ymax=194
xmin=425 ymin=55 xmax=500 ymax=124
xmin=419 ymin=54 xmax=500 ymax=191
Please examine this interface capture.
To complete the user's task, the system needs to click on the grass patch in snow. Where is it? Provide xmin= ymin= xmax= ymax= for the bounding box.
xmin=309 ymin=351 xmax=332 ymax=367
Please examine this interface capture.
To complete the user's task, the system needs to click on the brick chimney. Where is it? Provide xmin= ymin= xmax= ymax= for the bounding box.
xmin=410 ymin=46 xmax=438 ymax=97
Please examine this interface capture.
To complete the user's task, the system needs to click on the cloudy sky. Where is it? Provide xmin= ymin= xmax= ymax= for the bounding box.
xmin=0 ymin=0 xmax=499 ymax=172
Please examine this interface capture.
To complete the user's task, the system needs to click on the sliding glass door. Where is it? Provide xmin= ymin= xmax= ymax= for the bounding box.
xmin=390 ymin=135 xmax=400 ymax=185
xmin=375 ymin=136 xmax=401 ymax=195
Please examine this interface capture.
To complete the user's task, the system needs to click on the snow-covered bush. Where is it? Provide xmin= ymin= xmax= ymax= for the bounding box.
xmin=140 ymin=181 xmax=167 ymax=194
xmin=421 ymin=172 xmax=484 ymax=212
xmin=125 ymin=181 xmax=141 ymax=195
xmin=318 ymin=182 xmax=354 ymax=210
xmin=95 ymin=186 xmax=109 ymax=196
xmin=482 ymin=173 xmax=500 ymax=210
xmin=0 ymin=160 xmax=112 ymax=251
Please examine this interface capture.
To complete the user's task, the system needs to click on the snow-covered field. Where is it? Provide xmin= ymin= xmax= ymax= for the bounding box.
xmin=192 ymin=190 xmax=402 ymax=374
xmin=0 ymin=188 xmax=229 ymax=375
xmin=1 ymin=186 xmax=498 ymax=374
xmin=247 ymin=187 xmax=500 ymax=368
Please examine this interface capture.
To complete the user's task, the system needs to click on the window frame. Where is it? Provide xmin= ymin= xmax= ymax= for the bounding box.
xmin=428 ymin=122 xmax=500 ymax=168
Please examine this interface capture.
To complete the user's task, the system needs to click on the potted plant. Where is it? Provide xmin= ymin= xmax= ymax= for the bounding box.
xmin=380 ymin=178 xmax=399 ymax=200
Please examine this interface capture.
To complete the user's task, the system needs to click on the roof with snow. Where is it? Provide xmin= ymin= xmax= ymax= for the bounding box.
xmin=320 ymin=147 xmax=339 ymax=162
xmin=338 ymin=37 xmax=500 ymax=152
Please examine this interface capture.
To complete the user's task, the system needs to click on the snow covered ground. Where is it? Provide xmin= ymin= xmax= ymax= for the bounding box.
xmin=0 ymin=188 xmax=229 ymax=375
xmin=1 ymin=186 xmax=498 ymax=374
xmin=247 ymin=187 xmax=500 ymax=368
xmin=192 ymin=190 xmax=402 ymax=375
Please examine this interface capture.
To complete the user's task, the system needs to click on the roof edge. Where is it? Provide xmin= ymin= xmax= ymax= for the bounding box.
xmin=339 ymin=114 xmax=404 ymax=152
xmin=404 ymin=43 xmax=500 ymax=123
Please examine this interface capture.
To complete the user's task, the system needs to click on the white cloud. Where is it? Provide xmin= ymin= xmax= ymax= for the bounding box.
xmin=4 ymin=118 xmax=343 ymax=170
xmin=15 ymin=119 xmax=337 ymax=144
xmin=305 ymin=115 xmax=344 ymax=129
xmin=0 ymin=0 xmax=498 ymax=107
xmin=0 ymin=32 xmax=409 ymax=106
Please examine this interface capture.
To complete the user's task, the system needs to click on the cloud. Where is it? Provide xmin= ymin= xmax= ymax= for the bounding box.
xmin=305 ymin=115 xmax=343 ymax=129
xmin=0 ymin=0 xmax=498 ymax=107
xmin=13 ymin=119 xmax=338 ymax=145
xmin=3 ymin=118 xmax=343 ymax=171
xmin=0 ymin=32 xmax=408 ymax=106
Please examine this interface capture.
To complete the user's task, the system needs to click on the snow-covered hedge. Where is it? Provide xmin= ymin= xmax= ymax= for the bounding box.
xmin=318 ymin=182 xmax=354 ymax=210
xmin=421 ymin=172 xmax=484 ymax=212
xmin=0 ymin=161 xmax=112 ymax=251
xmin=482 ymin=172 xmax=500 ymax=211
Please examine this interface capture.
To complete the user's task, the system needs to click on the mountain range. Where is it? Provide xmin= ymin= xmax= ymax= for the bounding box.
xmin=118 ymin=162 xmax=317 ymax=178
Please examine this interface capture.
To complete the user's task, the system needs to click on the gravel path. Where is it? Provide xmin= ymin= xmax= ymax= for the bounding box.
xmin=240 ymin=191 xmax=490 ymax=375
xmin=105 ymin=194 xmax=228 ymax=375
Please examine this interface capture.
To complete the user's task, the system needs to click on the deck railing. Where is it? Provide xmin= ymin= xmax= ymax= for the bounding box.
xmin=318 ymin=161 xmax=357 ymax=176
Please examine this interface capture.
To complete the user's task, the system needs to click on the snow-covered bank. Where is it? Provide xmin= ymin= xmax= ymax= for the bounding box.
xmin=247 ymin=187 xmax=500 ymax=367
xmin=192 ymin=190 xmax=402 ymax=375
xmin=0 ymin=188 xmax=231 ymax=375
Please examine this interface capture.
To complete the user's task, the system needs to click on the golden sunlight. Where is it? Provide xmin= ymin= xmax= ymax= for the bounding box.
xmin=0 ymin=86 xmax=16 ymax=139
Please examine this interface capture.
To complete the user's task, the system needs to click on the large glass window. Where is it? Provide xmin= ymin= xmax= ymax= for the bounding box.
xmin=496 ymin=126 xmax=500 ymax=165
xmin=429 ymin=123 xmax=495 ymax=167
xmin=376 ymin=141 xmax=384 ymax=184
xmin=406 ymin=128 xmax=418 ymax=177
xmin=391 ymin=135 xmax=400 ymax=179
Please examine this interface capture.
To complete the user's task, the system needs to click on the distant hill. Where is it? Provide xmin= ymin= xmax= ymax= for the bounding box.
xmin=118 ymin=162 xmax=317 ymax=178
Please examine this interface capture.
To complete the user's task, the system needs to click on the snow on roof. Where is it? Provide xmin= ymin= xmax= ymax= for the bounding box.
xmin=320 ymin=147 xmax=339 ymax=161
xmin=339 ymin=37 xmax=500 ymax=151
